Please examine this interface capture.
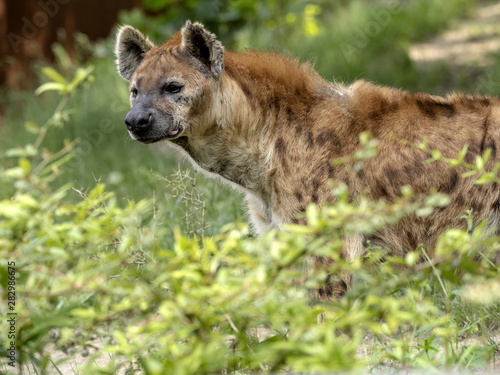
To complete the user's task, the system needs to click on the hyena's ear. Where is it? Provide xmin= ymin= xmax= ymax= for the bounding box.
xmin=181 ymin=21 xmax=224 ymax=78
xmin=115 ymin=25 xmax=155 ymax=81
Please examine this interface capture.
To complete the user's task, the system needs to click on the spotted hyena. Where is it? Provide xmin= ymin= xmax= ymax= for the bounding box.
xmin=115 ymin=21 xmax=500 ymax=299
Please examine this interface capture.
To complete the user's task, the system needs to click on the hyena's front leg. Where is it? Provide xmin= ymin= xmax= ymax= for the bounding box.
xmin=312 ymin=233 xmax=365 ymax=301
xmin=245 ymin=195 xmax=275 ymax=234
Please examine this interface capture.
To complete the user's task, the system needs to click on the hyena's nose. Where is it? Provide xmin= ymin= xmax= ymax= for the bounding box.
xmin=124 ymin=107 xmax=153 ymax=132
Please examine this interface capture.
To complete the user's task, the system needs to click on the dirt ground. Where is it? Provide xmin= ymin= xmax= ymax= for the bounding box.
xmin=409 ymin=2 xmax=500 ymax=68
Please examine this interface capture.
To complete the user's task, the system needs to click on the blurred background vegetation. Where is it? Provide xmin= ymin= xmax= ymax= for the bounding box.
xmin=1 ymin=0 xmax=500 ymax=374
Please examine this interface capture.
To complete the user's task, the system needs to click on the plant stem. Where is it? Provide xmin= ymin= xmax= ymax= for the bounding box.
xmin=33 ymin=95 xmax=70 ymax=151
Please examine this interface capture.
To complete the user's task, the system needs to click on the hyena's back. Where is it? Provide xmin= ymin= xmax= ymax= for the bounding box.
xmin=329 ymin=82 xmax=500 ymax=256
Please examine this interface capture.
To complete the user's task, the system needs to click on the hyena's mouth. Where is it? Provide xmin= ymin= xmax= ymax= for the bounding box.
xmin=167 ymin=127 xmax=182 ymax=138
xmin=131 ymin=125 xmax=184 ymax=144
xmin=164 ymin=124 xmax=184 ymax=139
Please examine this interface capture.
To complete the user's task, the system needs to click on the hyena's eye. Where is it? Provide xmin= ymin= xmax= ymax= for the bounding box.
xmin=163 ymin=83 xmax=183 ymax=94
xmin=130 ymin=88 xmax=138 ymax=98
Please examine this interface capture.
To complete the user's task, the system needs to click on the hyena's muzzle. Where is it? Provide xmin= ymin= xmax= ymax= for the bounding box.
xmin=124 ymin=103 xmax=179 ymax=144
xmin=125 ymin=104 xmax=153 ymax=134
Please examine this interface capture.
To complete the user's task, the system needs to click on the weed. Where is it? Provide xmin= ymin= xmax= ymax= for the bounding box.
xmin=154 ymin=167 xmax=208 ymax=241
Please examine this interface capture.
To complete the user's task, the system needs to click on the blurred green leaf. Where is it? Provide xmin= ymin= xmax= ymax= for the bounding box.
xmin=35 ymin=82 xmax=67 ymax=96
xmin=68 ymin=66 xmax=95 ymax=92
xmin=24 ymin=121 xmax=40 ymax=134
xmin=42 ymin=67 xmax=67 ymax=85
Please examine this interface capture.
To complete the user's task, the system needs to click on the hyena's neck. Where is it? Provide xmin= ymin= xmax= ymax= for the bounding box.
xmin=178 ymin=51 xmax=344 ymax=207
xmin=177 ymin=74 xmax=274 ymax=200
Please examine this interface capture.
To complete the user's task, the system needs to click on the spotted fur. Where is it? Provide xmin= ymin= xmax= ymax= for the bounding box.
xmin=115 ymin=21 xmax=500 ymax=300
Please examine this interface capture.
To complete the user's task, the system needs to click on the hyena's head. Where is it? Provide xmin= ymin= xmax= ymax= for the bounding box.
xmin=115 ymin=21 xmax=224 ymax=144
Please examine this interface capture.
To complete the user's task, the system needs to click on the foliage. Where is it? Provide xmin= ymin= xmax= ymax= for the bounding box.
xmin=1 ymin=68 xmax=499 ymax=374
xmin=119 ymin=0 xmax=322 ymax=49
